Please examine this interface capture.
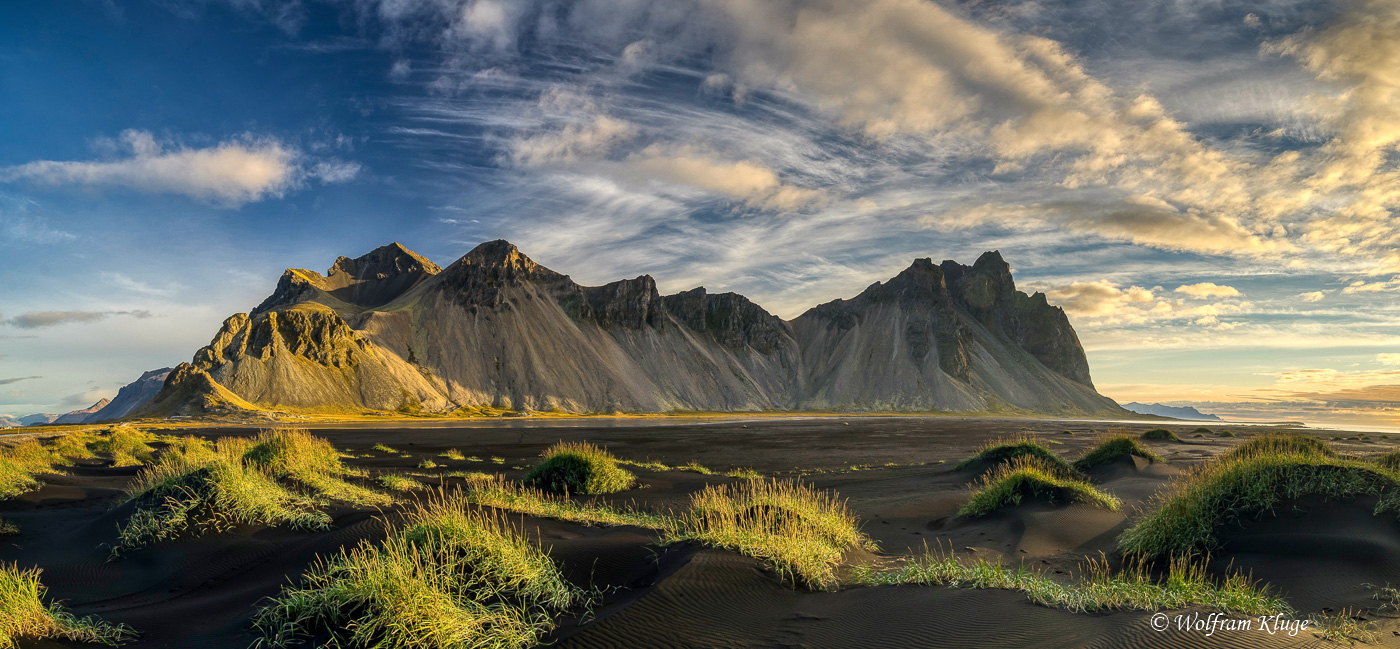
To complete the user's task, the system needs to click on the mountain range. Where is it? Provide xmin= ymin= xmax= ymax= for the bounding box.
xmin=128 ymin=241 xmax=1123 ymax=418
xmin=1121 ymin=402 xmax=1223 ymax=421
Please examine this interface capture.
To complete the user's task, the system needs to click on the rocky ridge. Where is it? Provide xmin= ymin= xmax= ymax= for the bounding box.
xmin=135 ymin=241 xmax=1123 ymax=418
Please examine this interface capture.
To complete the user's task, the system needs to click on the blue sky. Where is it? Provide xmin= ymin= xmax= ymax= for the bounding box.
xmin=2 ymin=0 xmax=1399 ymax=428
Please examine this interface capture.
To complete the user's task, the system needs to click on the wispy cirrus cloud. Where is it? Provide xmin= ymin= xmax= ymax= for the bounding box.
xmin=1 ymin=310 xmax=154 ymax=329
xmin=0 ymin=377 xmax=41 ymax=386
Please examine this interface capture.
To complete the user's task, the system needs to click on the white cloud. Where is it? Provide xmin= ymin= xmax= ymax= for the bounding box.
xmin=1175 ymin=282 xmax=1242 ymax=298
xmin=0 ymin=130 xmax=358 ymax=206
xmin=619 ymin=145 xmax=828 ymax=212
xmin=1342 ymin=277 xmax=1400 ymax=294
xmin=1378 ymin=353 xmax=1400 ymax=366
xmin=1299 ymin=290 xmax=1329 ymax=302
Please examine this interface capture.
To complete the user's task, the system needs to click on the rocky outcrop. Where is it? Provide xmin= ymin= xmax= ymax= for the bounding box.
xmin=135 ymin=240 xmax=1124 ymax=418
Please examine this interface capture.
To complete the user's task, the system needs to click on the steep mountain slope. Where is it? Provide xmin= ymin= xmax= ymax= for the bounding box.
xmin=52 ymin=398 xmax=111 ymax=425
xmin=136 ymin=241 xmax=1123 ymax=418
xmin=86 ymin=368 xmax=174 ymax=422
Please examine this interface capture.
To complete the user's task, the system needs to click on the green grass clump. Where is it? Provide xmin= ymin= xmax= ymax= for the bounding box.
xmin=90 ymin=427 xmax=158 ymax=467
xmin=0 ymin=520 xmax=17 ymax=536
xmin=955 ymin=436 xmax=1078 ymax=477
xmin=852 ymin=550 xmax=1288 ymax=617
xmin=1141 ymin=428 xmax=1182 ymax=442
xmin=1218 ymin=430 xmax=1237 ymax=437
xmin=244 ymin=429 xmax=395 ymax=508
xmin=1191 ymin=427 xmax=1213 ymax=435
xmin=377 ymin=474 xmax=425 ymax=492
xmin=618 ymin=459 xmax=671 ymax=472
xmin=666 ymin=478 xmax=872 ymax=590
xmin=1073 ymin=436 xmax=1167 ymax=472
xmin=463 ymin=476 xmax=668 ymax=528
xmin=439 ymin=449 xmax=466 ymax=461
xmin=0 ymin=563 xmax=135 ymax=647
xmin=370 ymin=444 xmax=397 ymax=454
xmin=490 ymin=457 xmax=505 ymax=465
xmin=44 ymin=433 xmax=99 ymax=462
xmin=1375 ymin=451 xmax=1400 ymax=472
xmin=252 ymin=494 xmax=583 ymax=649
xmin=418 ymin=458 xmax=439 ymax=469
xmin=678 ymin=462 xmax=713 ymax=475
xmin=726 ymin=467 xmax=762 ymax=479
xmin=1118 ymin=447 xmax=1398 ymax=557
xmin=1217 ymin=434 xmax=1335 ymax=463
xmin=959 ymin=458 xmax=1120 ymax=517
xmin=522 ymin=442 xmax=633 ymax=495
xmin=112 ymin=436 xmax=332 ymax=555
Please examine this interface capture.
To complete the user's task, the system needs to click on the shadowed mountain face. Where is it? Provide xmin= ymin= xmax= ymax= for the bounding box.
xmin=137 ymin=241 xmax=1122 ymax=418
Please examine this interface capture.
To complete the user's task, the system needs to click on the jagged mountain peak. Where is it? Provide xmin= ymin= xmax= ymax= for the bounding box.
xmin=328 ymin=242 xmax=441 ymax=280
xmin=139 ymin=241 xmax=1121 ymax=419
xmin=256 ymin=242 xmax=441 ymax=313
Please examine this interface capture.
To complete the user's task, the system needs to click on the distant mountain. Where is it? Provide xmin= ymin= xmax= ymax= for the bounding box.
xmin=1122 ymin=402 xmax=1223 ymax=421
xmin=136 ymin=241 xmax=1125 ymax=418
xmin=52 ymin=398 xmax=112 ymax=425
xmin=86 ymin=368 xmax=174 ymax=422
xmin=0 ymin=415 xmax=19 ymax=429
xmin=19 ymin=413 xmax=59 ymax=426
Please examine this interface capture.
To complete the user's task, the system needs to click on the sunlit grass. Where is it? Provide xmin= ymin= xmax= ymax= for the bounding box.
xmin=251 ymin=494 xmax=583 ymax=649
xmin=1118 ymin=437 xmax=1400 ymax=557
xmin=245 ymin=429 xmax=395 ymax=508
xmin=664 ymin=478 xmax=872 ymax=590
xmin=463 ymin=476 xmax=668 ymax=528
xmin=522 ymin=442 xmax=633 ymax=495
xmin=377 ymin=474 xmax=425 ymax=491
xmin=113 ymin=438 xmax=330 ymax=555
xmin=959 ymin=457 xmax=1120 ymax=516
xmin=90 ymin=426 xmax=159 ymax=467
xmin=726 ymin=467 xmax=762 ymax=479
xmin=852 ymin=548 xmax=1289 ymax=617
xmin=0 ymin=563 xmax=136 ymax=647
xmin=439 ymin=449 xmax=466 ymax=461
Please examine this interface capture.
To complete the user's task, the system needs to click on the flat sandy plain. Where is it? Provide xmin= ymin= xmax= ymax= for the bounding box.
xmin=5 ymin=416 xmax=1399 ymax=648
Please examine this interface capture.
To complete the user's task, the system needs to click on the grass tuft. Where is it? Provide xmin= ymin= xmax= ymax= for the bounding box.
xmin=244 ymin=429 xmax=395 ymax=508
xmin=522 ymin=442 xmax=633 ymax=495
xmin=1218 ymin=434 xmax=1335 ymax=463
xmin=959 ymin=457 xmax=1120 ymax=517
xmin=251 ymin=493 xmax=583 ymax=649
xmin=1141 ymin=428 xmax=1182 ymax=442
xmin=113 ymin=438 xmax=330 ymax=555
xmin=0 ymin=563 xmax=135 ymax=647
xmin=377 ymin=474 xmax=425 ymax=492
xmin=1119 ymin=444 xmax=1396 ymax=557
xmin=438 ymin=449 xmax=466 ymax=461
xmin=665 ymin=478 xmax=871 ymax=590
xmin=852 ymin=548 xmax=1289 ymax=617
xmin=955 ymin=436 xmax=1078 ymax=477
xmin=1375 ymin=451 xmax=1400 ymax=472
xmin=463 ymin=476 xmax=668 ymax=528
xmin=90 ymin=427 xmax=158 ymax=467
xmin=1073 ymin=435 xmax=1167 ymax=472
